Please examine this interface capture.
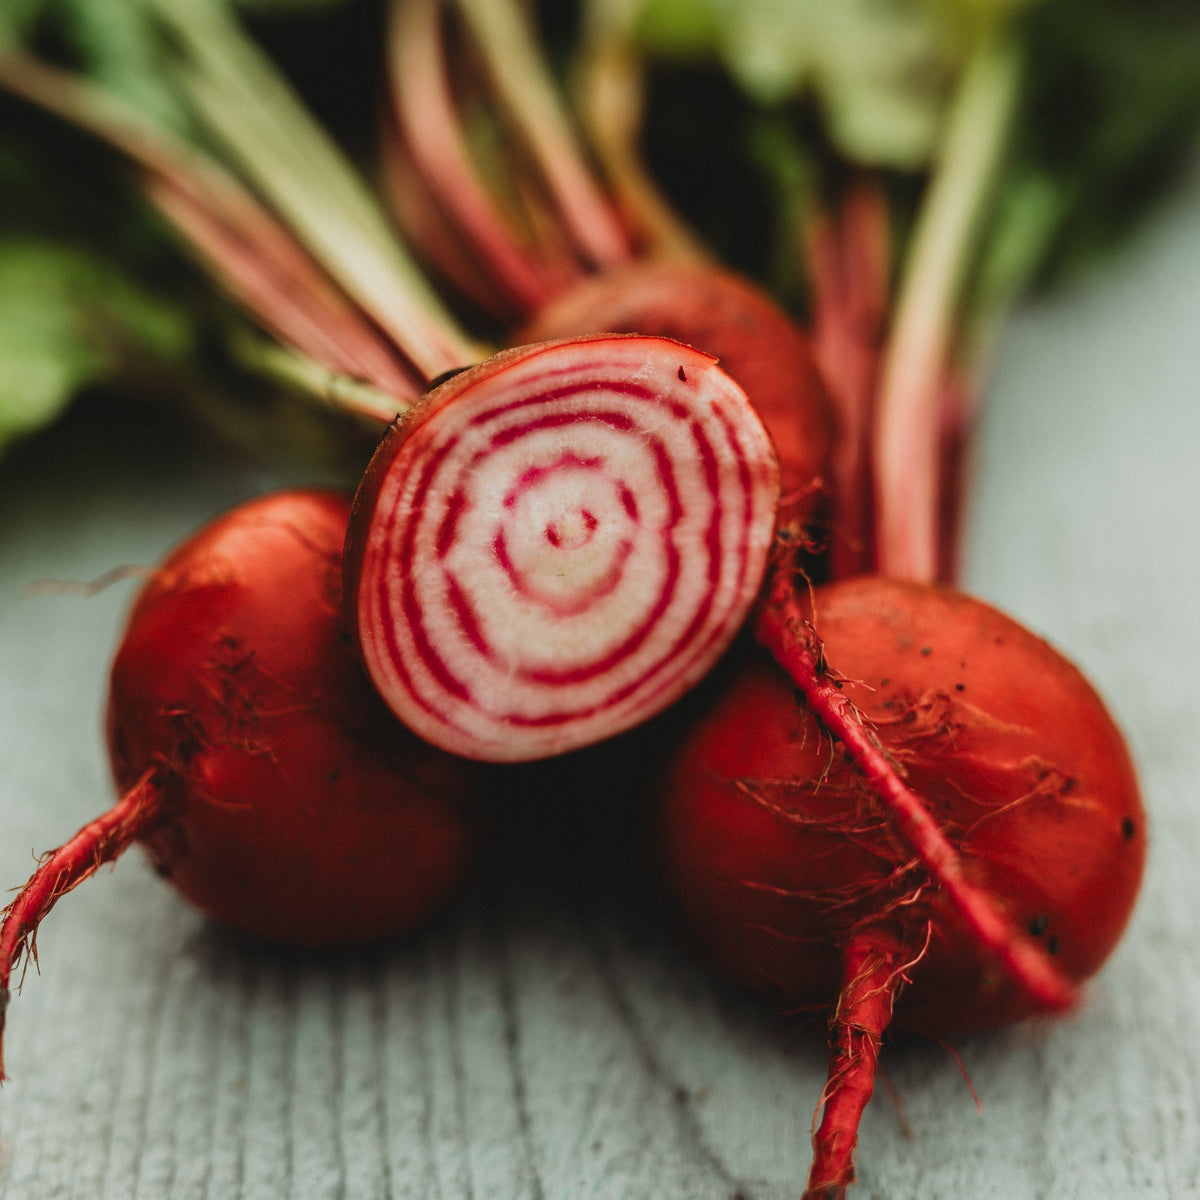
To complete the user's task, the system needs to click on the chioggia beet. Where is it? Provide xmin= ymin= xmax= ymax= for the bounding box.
xmin=0 ymin=489 xmax=479 ymax=1078
xmin=661 ymin=576 xmax=1145 ymax=1198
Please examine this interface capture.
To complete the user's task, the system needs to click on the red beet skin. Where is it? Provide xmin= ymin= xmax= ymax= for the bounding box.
xmin=104 ymin=489 xmax=477 ymax=947
xmin=0 ymin=490 xmax=480 ymax=1079
xmin=661 ymin=576 xmax=1146 ymax=1195
xmin=664 ymin=578 xmax=1144 ymax=1030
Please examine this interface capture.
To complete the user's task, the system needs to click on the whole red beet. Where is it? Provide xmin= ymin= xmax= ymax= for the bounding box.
xmin=1 ymin=490 xmax=478 ymax=1078
xmin=661 ymin=576 xmax=1145 ymax=1197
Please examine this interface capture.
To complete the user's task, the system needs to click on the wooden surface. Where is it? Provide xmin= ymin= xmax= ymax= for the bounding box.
xmin=1 ymin=156 xmax=1199 ymax=1200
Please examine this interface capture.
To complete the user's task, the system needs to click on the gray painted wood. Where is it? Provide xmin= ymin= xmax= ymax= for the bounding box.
xmin=1 ymin=153 xmax=1198 ymax=1200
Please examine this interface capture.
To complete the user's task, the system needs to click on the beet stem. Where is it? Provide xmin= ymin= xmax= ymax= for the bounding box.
xmin=802 ymin=928 xmax=910 ymax=1200
xmin=574 ymin=2 xmax=708 ymax=260
xmin=449 ymin=0 xmax=633 ymax=271
xmin=0 ymin=52 xmax=432 ymax=408
xmin=387 ymin=0 xmax=569 ymax=314
xmin=871 ymin=33 xmax=1020 ymax=582
xmin=804 ymin=180 xmax=890 ymax=580
xmin=754 ymin=574 xmax=1076 ymax=1014
xmin=0 ymin=769 xmax=166 ymax=1081
xmin=158 ymin=0 xmax=479 ymax=379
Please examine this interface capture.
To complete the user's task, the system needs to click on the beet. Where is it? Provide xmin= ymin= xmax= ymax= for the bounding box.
xmin=344 ymin=334 xmax=780 ymax=762
xmin=0 ymin=490 xmax=479 ymax=1078
xmin=661 ymin=576 xmax=1145 ymax=1197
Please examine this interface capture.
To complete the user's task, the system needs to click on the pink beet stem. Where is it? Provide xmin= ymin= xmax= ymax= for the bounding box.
xmin=802 ymin=928 xmax=910 ymax=1200
xmin=804 ymin=181 xmax=890 ymax=580
xmin=0 ymin=50 xmax=430 ymax=411
xmin=448 ymin=0 xmax=633 ymax=273
xmin=146 ymin=173 xmax=423 ymax=409
xmin=387 ymin=0 xmax=573 ymax=314
xmin=870 ymin=35 xmax=1020 ymax=583
xmin=573 ymin=7 xmax=709 ymax=261
xmin=753 ymin=573 xmax=1076 ymax=1015
xmin=0 ymin=769 xmax=167 ymax=1081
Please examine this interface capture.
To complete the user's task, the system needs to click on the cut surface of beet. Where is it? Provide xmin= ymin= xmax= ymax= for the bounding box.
xmin=347 ymin=335 xmax=780 ymax=761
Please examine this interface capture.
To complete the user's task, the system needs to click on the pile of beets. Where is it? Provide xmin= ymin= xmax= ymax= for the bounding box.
xmin=0 ymin=3 xmax=1146 ymax=1196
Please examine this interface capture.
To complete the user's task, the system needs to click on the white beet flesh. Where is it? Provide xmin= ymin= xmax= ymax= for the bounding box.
xmin=349 ymin=336 xmax=780 ymax=761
